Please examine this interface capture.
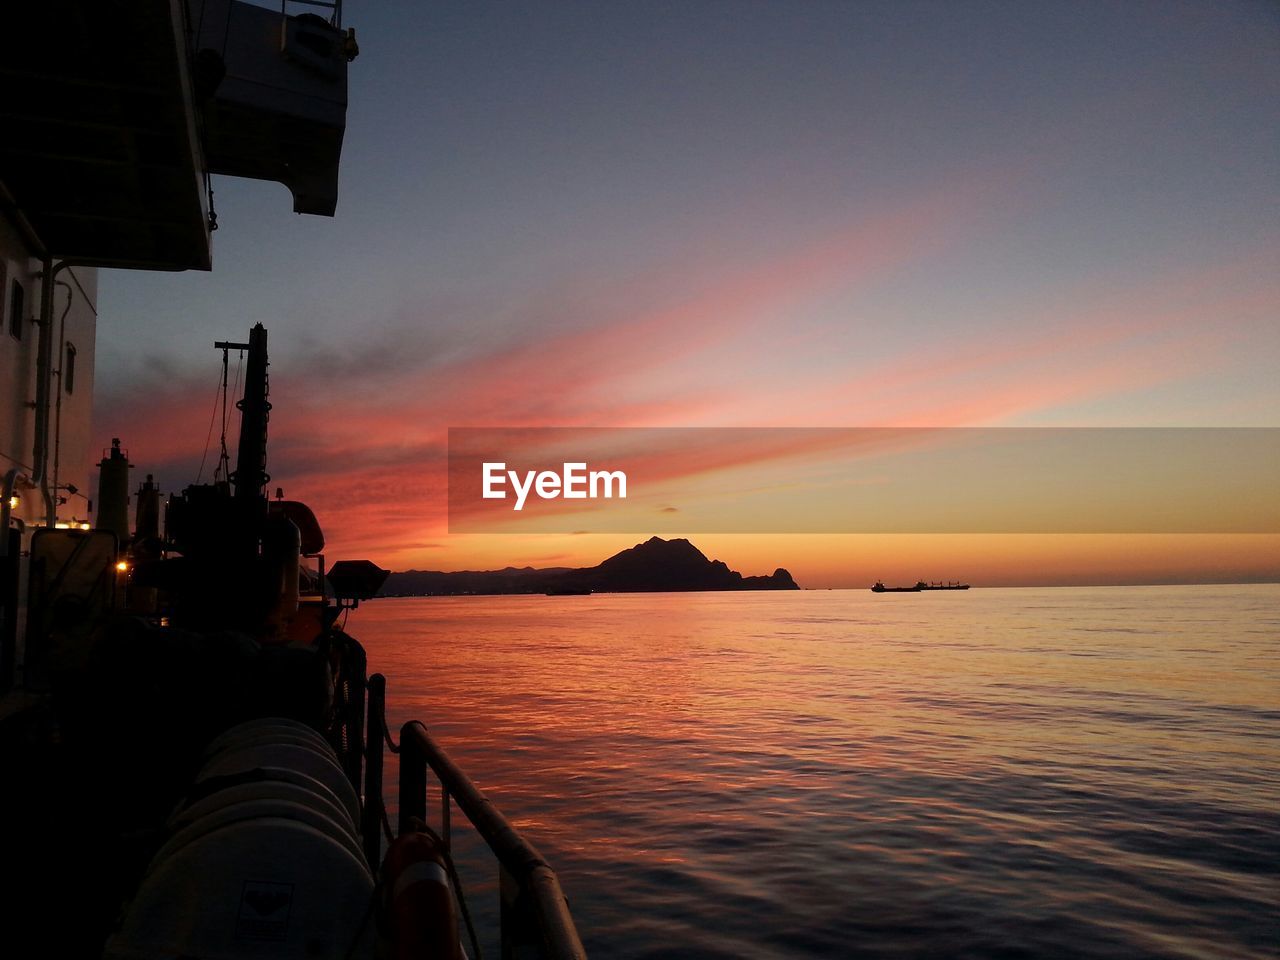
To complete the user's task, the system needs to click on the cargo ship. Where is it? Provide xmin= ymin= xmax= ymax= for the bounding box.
xmin=1 ymin=2 xmax=584 ymax=957
xmin=872 ymin=580 xmax=971 ymax=592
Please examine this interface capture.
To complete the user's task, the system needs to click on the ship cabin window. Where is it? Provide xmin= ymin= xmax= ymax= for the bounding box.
xmin=8 ymin=279 xmax=23 ymax=340
xmin=65 ymin=343 xmax=77 ymax=394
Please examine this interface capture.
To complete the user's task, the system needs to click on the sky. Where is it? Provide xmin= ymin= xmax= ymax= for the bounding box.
xmin=93 ymin=0 xmax=1280 ymax=587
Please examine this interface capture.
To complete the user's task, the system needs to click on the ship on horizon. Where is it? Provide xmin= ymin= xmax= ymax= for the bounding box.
xmin=872 ymin=580 xmax=971 ymax=593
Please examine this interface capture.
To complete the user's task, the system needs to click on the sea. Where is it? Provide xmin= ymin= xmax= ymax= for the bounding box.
xmin=350 ymin=585 xmax=1279 ymax=960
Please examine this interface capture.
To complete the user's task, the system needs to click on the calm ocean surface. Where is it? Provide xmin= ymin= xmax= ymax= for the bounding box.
xmin=351 ymin=586 xmax=1279 ymax=960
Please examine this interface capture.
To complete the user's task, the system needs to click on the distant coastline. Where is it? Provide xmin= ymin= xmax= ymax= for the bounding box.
xmin=379 ymin=536 xmax=800 ymax=596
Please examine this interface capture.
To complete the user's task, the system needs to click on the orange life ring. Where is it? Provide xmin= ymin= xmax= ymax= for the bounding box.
xmin=381 ymin=830 xmax=463 ymax=960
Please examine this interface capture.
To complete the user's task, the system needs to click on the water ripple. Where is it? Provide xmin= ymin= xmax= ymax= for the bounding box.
xmin=355 ymin=585 xmax=1280 ymax=960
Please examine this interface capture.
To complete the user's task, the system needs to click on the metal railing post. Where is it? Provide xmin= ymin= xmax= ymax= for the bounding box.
xmin=397 ymin=720 xmax=426 ymax=835
xmin=397 ymin=721 xmax=586 ymax=959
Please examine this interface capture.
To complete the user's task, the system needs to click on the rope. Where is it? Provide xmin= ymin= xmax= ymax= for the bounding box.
xmin=366 ymin=683 xmax=478 ymax=958
xmin=218 ymin=350 xmax=244 ymax=483
xmin=415 ymin=820 xmax=483 ymax=960
xmin=194 ymin=357 xmax=224 ymax=483
xmin=383 ymin=711 xmax=401 ymax=755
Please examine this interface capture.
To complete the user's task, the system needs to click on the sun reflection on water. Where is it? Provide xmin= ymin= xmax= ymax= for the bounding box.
xmin=353 ymin=586 xmax=1279 ymax=960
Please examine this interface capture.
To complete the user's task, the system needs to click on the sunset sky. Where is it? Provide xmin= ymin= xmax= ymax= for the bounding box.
xmin=93 ymin=1 xmax=1279 ymax=587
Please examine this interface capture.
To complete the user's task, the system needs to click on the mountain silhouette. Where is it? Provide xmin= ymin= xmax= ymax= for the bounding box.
xmin=381 ymin=537 xmax=799 ymax=596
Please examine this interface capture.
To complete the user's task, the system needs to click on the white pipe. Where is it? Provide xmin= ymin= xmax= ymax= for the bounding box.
xmin=32 ymin=259 xmax=87 ymax=529
xmin=32 ymin=258 xmax=55 ymax=527
xmin=50 ymin=280 xmax=74 ymax=525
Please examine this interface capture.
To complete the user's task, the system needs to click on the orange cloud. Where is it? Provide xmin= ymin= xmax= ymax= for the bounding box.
xmin=94 ymin=210 xmax=1276 ymax=577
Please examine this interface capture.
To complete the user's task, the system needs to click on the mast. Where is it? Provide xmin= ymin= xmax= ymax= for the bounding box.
xmin=221 ymin=323 xmax=271 ymax=503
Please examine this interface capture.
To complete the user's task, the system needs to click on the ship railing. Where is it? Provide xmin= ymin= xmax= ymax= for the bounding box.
xmin=363 ymin=673 xmax=587 ymax=960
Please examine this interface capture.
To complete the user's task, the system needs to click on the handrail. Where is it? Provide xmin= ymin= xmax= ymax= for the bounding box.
xmin=398 ymin=719 xmax=587 ymax=960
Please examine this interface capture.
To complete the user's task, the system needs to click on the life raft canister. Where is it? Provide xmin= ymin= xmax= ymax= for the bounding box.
xmin=381 ymin=829 xmax=464 ymax=960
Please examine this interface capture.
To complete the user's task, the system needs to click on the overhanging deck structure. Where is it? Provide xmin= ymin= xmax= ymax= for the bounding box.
xmin=0 ymin=0 xmax=352 ymax=272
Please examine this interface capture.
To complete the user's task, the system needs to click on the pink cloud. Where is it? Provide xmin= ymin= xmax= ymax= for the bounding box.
xmin=94 ymin=183 xmax=1275 ymax=567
